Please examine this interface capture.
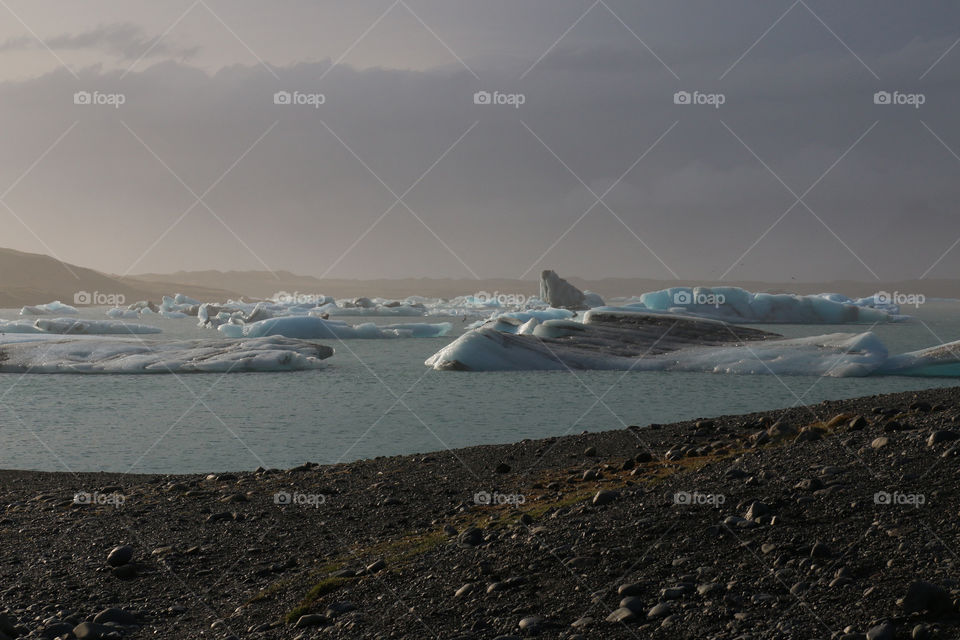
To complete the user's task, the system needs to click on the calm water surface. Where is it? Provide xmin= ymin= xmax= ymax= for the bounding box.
xmin=1 ymin=302 xmax=958 ymax=473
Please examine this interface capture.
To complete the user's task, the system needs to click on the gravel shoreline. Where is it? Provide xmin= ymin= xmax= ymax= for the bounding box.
xmin=4 ymin=386 xmax=960 ymax=639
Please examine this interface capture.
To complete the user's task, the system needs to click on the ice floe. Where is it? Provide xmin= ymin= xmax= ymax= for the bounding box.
xmin=603 ymin=287 xmax=903 ymax=324
xmin=217 ymin=315 xmax=452 ymax=340
xmin=19 ymin=301 xmax=79 ymax=316
xmin=425 ymin=309 xmax=960 ymax=377
xmin=0 ymin=335 xmax=332 ymax=373
xmin=1 ymin=318 xmax=161 ymax=335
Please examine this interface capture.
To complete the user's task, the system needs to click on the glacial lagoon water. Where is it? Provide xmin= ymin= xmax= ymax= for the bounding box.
xmin=1 ymin=301 xmax=958 ymax=473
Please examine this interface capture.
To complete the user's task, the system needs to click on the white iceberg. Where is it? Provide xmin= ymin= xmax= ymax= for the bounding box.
xmin=0 ymin=335 xmax=332 ymax=374
xmin=605 ymin=286 xmax=901 ymax=324
xmin=1 ymin=318 xmax=162 ymax=335
xmin=425 ymin=310 xmax=960 ymax=377
xmin=32 ymin=318 xmax=162 ymax=335
xmin=19 ymin=301 xmax=79 ymax=316
xmin=217 ymin=315 xmax=452 ymax=340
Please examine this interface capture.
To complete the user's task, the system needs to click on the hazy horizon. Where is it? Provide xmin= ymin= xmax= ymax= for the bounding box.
xmin=1 ymin=1 xmax=959 ymax=284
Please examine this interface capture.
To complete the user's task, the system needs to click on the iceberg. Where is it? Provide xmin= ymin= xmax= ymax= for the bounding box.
xmin=19 ymin=301 xmax=79 ymax=316
xmin=32 ymin=318 xmax=162 ymax=335
xmin=1 ymin=318 xmax=162 ymax=335
xmin=607 ymin=286 xmax=900 ymax=324
xmin=425 ymin=309 xmax=960 ymax=377
xmin=217 ymin=315 xmax=453 ymax=340
xmin=540 ymin=269 xmax=605 ymax=309
xmin=0 ymin=335 xmax=333 ymax=374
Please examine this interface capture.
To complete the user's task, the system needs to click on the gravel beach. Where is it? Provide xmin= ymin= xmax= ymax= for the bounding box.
xmin=4 ymin=386 xmax=960 ymax=639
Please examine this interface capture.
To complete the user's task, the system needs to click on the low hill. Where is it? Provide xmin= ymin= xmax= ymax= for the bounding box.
xmin=0 ymin=247 xmax=239 ymax=308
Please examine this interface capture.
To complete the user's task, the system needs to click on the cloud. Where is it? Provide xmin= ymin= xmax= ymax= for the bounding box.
xmin=0 ymin=23 xmax=199 ymax=61
xmin=0 ymin=3 xmax=958 ymax=283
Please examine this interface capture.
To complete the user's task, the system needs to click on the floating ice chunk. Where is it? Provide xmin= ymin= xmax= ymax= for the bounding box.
xmin=425 ymin=309 xmax=956 ymax=376
xmin=540 ymin=269 xmax=590 ymax=309
xmin=174 ymin=293 xmax=200 ymax=305
xmin=106 ymin=308 xmax=141 ymax=319
xmin=19 ymin=301 xmax=79 ymax=316
xmin=218 ymin=315 xmax=452 ymax=339
xmin=33 ymin=318 xmax=162 ymax=335
xmin=0 ymin=335 xmax=332 ymax=373
xmin=583 ymin=291 xmax=605 ymax=307
xmin=517 ymin=317 xmax=540 ymax=335
xmin=878 ymin=340 xmax=960 ymax=377
xmin=425 ymin=325 xmax=888 ymax=375
xmin=635 ymin=287 xmax=895 ymax=324
xmin=314 ymin=303 xmax=427 ymax=317
xmin=0 ymin=320 xmax=43 ymax=333
xmin=468 ymin=308 xmax=576 ymax=332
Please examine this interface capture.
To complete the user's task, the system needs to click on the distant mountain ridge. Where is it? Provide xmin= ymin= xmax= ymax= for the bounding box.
xmin=132 ymin=268 xmax=960 ymax=301
xmin=2 ymin=246 xmax=958 ymax=306
xmin=0 ymin=248 xmax=240 ymax=308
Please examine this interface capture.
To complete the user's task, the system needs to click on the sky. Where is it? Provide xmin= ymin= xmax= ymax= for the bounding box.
xmin=0 ymin=0 xmax=958 ymax=283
